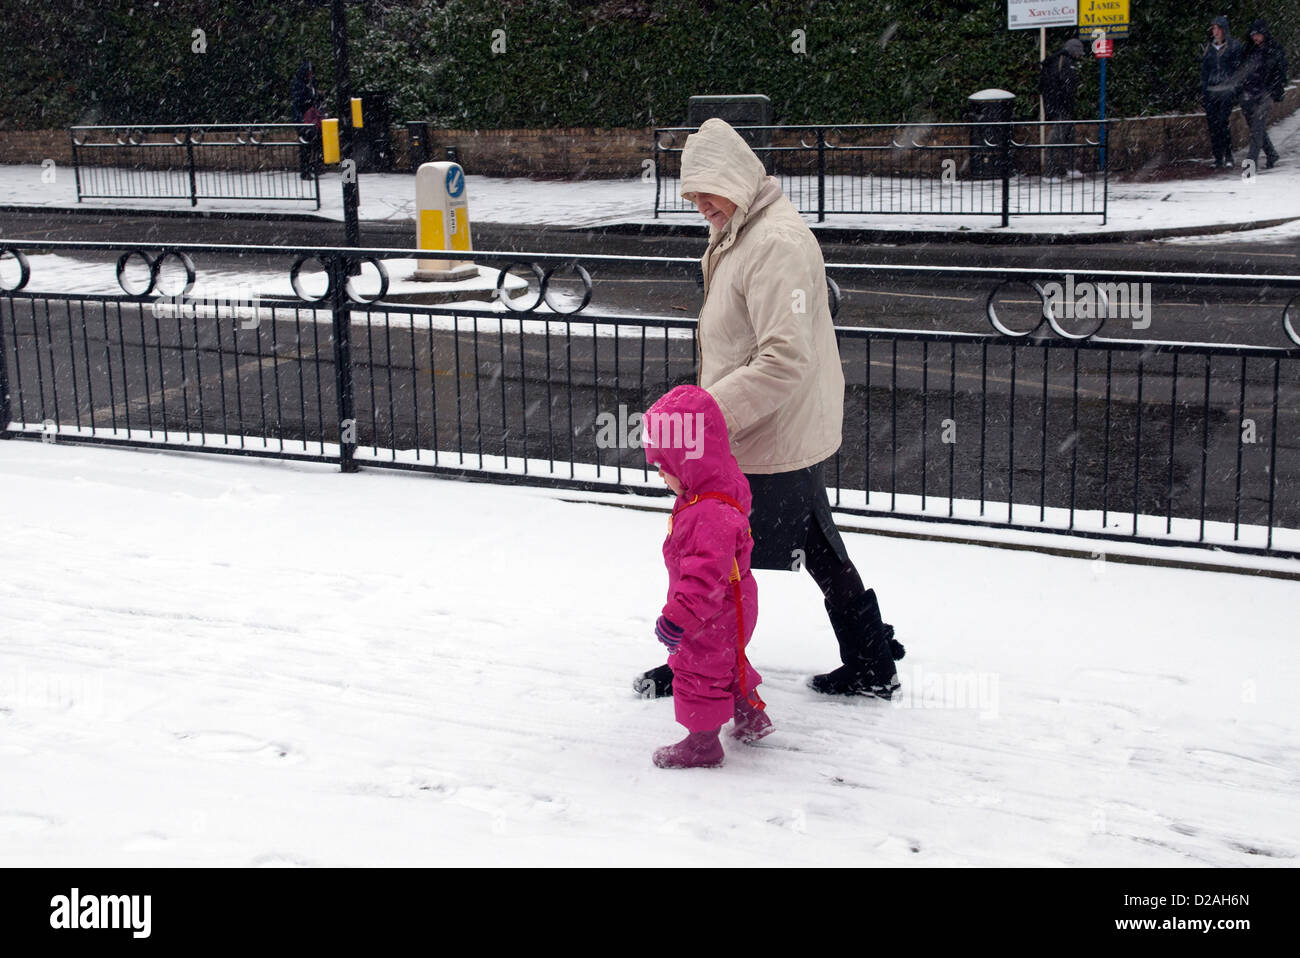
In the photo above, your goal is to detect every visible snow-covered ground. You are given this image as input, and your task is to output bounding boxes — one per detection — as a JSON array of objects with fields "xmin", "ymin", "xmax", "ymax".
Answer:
[
  {"xmin": 1, "ymin": 438, "xmax": 1296, "ymax": 867},
  {"xmin": 5, "ymin": 106, "xmax": 1300, "ymax": 236}
]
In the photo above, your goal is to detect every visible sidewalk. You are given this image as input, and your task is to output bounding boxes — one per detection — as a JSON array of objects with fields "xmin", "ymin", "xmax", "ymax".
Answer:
[
  {"xmin": 4, "ymin": 108, "xmax": 1300, "ymax": 242},
  {"xmin": 2, "ymin": 438, "xmax": 1295, "ymax": 866}
]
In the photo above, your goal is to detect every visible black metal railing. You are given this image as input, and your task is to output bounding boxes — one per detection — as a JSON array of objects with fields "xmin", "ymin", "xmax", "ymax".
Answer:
[
  {"xmin": 654, "ymin": 121, "xmax": 1108, "ymax": 225},
  {"xmin": 3, "ymin": 241, "xmax": 1298, "ymax": 560},
  {"xmin": 70, "ymin": 125, "xmax": 321, "ymax": 208}
]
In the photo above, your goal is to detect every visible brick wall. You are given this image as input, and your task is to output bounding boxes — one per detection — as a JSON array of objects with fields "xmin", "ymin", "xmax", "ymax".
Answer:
[
  {"xmin": 1, "ymin": 91, "xmax": 1295, "ymax": 180},
  {"xmin": 394, "ymin": 126, "xmax": 650, "ymax": 178},
  {"xmin": 0, "ymin": 129, "xmax": 74, "ymax": 165}
]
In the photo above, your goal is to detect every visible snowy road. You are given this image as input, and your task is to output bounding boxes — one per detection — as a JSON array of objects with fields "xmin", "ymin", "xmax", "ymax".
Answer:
[{"xmin": 1, "ymin": 439, "xmax": 1296, "ymax": 866}]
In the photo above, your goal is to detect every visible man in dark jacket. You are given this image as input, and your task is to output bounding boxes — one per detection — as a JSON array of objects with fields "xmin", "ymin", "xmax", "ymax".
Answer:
[
  {"xmin": 1237, "ymin": 20, "xmax": 1289, "ymax": 169},
  {"xmin": 290, "ymin": 60, "xmax": 321, "ymax": 180},
  {"xmin": 1040, "ymin": 38, "xmax": 1087, "ymax": 177},
  {"xmin": 290, "ymin": 61, "xmax": 317, "ymax": 123},
  {"xmin": 1202, "ymin": 15, "xmax": 1243, "ymax": 167}
]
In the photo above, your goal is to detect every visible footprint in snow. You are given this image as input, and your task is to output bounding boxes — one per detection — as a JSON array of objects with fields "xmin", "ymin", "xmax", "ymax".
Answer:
[
  {"xmin": 172, "ymin": 730, "xmax": 303, "ymax": 765},
  {"xmin": 251, "ymin": 853, "xmax": 312, "ymax": 868},
  {"xmin": 0, "ymin": 811, "xmax": 58, "ymax": 835}
]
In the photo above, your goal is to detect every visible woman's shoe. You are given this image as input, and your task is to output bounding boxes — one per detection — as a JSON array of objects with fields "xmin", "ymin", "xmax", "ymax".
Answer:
[{"xmin": 633, "ymin": 663, "xmax": 674, "ymax": 698}]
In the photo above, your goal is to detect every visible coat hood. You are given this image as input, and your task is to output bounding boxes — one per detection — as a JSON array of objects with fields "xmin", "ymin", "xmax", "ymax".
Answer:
[
  {"xmin": 1212, "ymin": 15, "xmax": 1230, "ymax": 38},
  {"xmin": 680, "ymin": 118, "xmax": 769, "ymax": 217},
  {"xmin": 1063, "ymin": 38, "xmax": 1085, "ymax": 59},
  {"xmin": 1248, "ymin": 20, "xmax": 1272, "ymax": 43},
  {"xmin": 643, "ymin": 385, "xmax": 751, "ymax": 510}
]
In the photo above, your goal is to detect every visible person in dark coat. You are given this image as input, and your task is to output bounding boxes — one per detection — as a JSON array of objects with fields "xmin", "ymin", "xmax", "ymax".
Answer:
[
  {"xmin": 290, "ymin": 60, "xmax": 317, "ymax": 123},
  {"xmin": 290, "ymin": 61, "xmax": 322, "ymax": 179},
  {"xmin": 1237, "ymin": 20, "xmax": 1289, "ymax": 169},
  {"xmin": 1040, "ymin": 38, "xmax": 1087, "ymax": 178},
  {"xmin": 1202, "ymin": 15, "xmax": 1243, "ymax": 168}
]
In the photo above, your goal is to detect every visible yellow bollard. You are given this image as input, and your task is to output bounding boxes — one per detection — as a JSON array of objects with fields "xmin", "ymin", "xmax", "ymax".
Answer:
[
  {"xmin": 321, "ymin": 118, "xmax": 340, "ymax": 164},
  {"xmin": 350, "ymin": 97, "xmax": 364, "ymax": 129}
]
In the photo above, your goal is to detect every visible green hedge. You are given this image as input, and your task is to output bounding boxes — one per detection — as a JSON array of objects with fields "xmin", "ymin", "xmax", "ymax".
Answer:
[{"xmin": 3, "ymin": 0, "xmax": 1295, "ymax": 131}]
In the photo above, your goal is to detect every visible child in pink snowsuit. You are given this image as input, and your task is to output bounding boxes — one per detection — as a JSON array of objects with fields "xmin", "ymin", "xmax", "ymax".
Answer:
[{"xmin": 641, "ymin": 385, "xmax": 771, "ymax": 768}]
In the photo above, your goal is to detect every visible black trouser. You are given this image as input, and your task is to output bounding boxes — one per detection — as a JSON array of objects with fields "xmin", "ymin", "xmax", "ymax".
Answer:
[
  {"xmin": 743, "ymin": 460, "xmax": 890, "ymax": 670},
  {"xmin": 1204, "ymin": 94, "xmax": 1236, "ymax": 163},
  {"xmin": 800, "ymin": 516, "xmax": 887, "ymax": 667},
  {"xmin": 1044, "ymin": 115, "xmax": 1075, "ymax": 177},
  {"xmin": 298, "ymin": 127, "xmax": 320, "ymax": 178},
  {"xmin": 1243, "ymin": 96, "xmax": 1279, "ymax": 167}
]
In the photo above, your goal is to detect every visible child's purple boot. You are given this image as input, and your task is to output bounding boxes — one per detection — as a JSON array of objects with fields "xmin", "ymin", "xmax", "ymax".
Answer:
[
  {"xmin": 730, "ymin": 695, "xmax": 774, "ymax": 744},
  {"xmin": 653, "ymin": 728, "xmax": 725, "ymax": 768}
]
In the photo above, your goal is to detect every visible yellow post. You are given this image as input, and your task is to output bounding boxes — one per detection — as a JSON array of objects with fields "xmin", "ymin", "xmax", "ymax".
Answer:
[
  {"xmin": 350, "ymin": 97, "xmax": 364, "ymax": 129},
  {"xmin": 321, "ymin": 118, "xmax": 340, "ymax": 164}
]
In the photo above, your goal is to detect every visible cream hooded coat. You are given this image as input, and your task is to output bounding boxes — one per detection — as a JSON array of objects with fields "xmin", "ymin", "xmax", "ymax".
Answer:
[{"xmin": 680, "ymin": 119, "xmax": 844, "ymax": 475}]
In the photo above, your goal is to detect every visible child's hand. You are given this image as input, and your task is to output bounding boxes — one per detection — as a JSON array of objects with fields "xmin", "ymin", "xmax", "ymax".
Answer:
[{"xmin": 655, "ymin": 616, "xmax": 684, "ymax": 652}]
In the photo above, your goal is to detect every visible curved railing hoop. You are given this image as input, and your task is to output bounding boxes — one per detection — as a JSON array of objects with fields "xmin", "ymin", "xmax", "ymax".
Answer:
[
  {"xmin": 150, "ymin": 250, "xmax": 197, "ymax": 299},
  {"xmin": 345, "ymin": 258, "xmax": 390, "ymax": 304},
  {"xmin": 985, "ymin": 279, "xmax": 1048, "ymax": 339},
  {"xmin": 289, "ymin": 256, "xmax": 333, "ymax": 304},
  {"xmin": 827, "ymin": 276, "xmax": 842, "ymax": 321},
  {"xmin": 0, "ymin": 248, "xmax": 32, "ymax": 293},
  {"xmin": 1284, "ymin": 293, "xmax": 1300, "ymax": 347},
  {"xmin": 1043, "ymin": 278, "xmax": 1107, "ymax": 341},
  {"xmin": 115, "ymin": 250, "xmax": 157, "ymax": 297},
  {"xmin": 542, "ymin": 263, "xmax": 593, "ymax": 315},
  {"xmin": 495, "ymin": 262, "xmax": 548, "ymax": 313}
]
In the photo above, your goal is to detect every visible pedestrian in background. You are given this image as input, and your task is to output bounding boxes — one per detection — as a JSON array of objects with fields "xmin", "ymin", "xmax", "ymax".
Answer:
[
  {"xmin": 1041, "ymin": 38, "xmax": 1088, "ymax": 179},
  {"xmin": 290, "ymin": 60, "xmax": 323, "ymax": 179},
  {"xmin": 1202, "ymin": 15, "xmax": 1243, "ymax": 168},
  {"xmin": 1237, "ymin": 20, "xmax": 1289, "ymax": 170}
]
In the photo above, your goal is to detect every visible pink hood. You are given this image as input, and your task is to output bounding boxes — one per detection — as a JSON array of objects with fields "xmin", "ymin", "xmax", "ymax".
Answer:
[{"xmin": 642, "ymin": 385, "xmax": 751, "ymax": 511}]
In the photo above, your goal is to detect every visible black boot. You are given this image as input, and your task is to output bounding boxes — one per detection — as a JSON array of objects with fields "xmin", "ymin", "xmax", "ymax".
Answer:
[
  {"xmin": 809, "ymin": 660, "xmax": 901, "ymax": 699},
  {"xmin": 633, "ymin": 663, "xmax": 674, "ymax": 699},
  {"xmin": 810, "ymin": 588, "xmax": 902, "ymax": 699}
]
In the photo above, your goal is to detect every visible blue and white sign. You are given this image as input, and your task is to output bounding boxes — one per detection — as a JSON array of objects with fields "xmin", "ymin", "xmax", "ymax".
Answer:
[{"xmin": 445, "ymin": 165, "xmax": 465, "ymax": 199}]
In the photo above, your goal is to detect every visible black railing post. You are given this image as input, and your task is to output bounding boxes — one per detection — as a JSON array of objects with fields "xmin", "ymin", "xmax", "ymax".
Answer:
[
  {"xmin": 185, "ymin": 129, "xmax": 198, "ymax": 207},
  {"xmin": 1000, "ymin": 120, "xmax": 1011, "ymax": 228},
  {"xmin": 817, "ymin": 128, "xmax": 826, "ymax": 223},
  {"xmin": 1101, "ymin": 119, "xmax": 1109, "ymax": 225},
  {"xmin": 653, "ymin": 131, "xmax": 661, "ymax": 219},
  {"xmin": 329, "ymin": 254, "xmax": 357, "ymax": 472},
  {"xmin": 0, "ymin": 298, "xmax": 10, "ymax": 438},
  {"xmin": 70, "ymin": 131, "xmax": 84, "ymax": 203},
  {"xmin": 331, "ymin": 0, "xmax": 361, "ymax": 252}
]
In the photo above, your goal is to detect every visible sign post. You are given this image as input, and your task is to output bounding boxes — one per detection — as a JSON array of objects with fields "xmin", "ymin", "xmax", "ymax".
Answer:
[{"xmin": 1077, "ymin": 1, "xmax": 1127, "ymax": 172}]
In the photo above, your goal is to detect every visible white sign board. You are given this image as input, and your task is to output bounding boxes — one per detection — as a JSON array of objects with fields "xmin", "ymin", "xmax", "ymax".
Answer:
[{"xmin": 1008, "ymin": 1, "xmax": 1078, "ymax": 29}]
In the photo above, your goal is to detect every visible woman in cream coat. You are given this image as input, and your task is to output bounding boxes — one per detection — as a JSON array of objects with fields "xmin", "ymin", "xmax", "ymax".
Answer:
[{"xmin": 635, "ymin": 118, "xmax": 905, "ymax": 702}]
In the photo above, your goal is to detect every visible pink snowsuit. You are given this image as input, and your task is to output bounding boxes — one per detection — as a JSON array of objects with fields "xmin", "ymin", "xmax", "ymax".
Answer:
[{"xmin": 642, "ymin": 385, "xmax": 761, "ymax": 733}]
